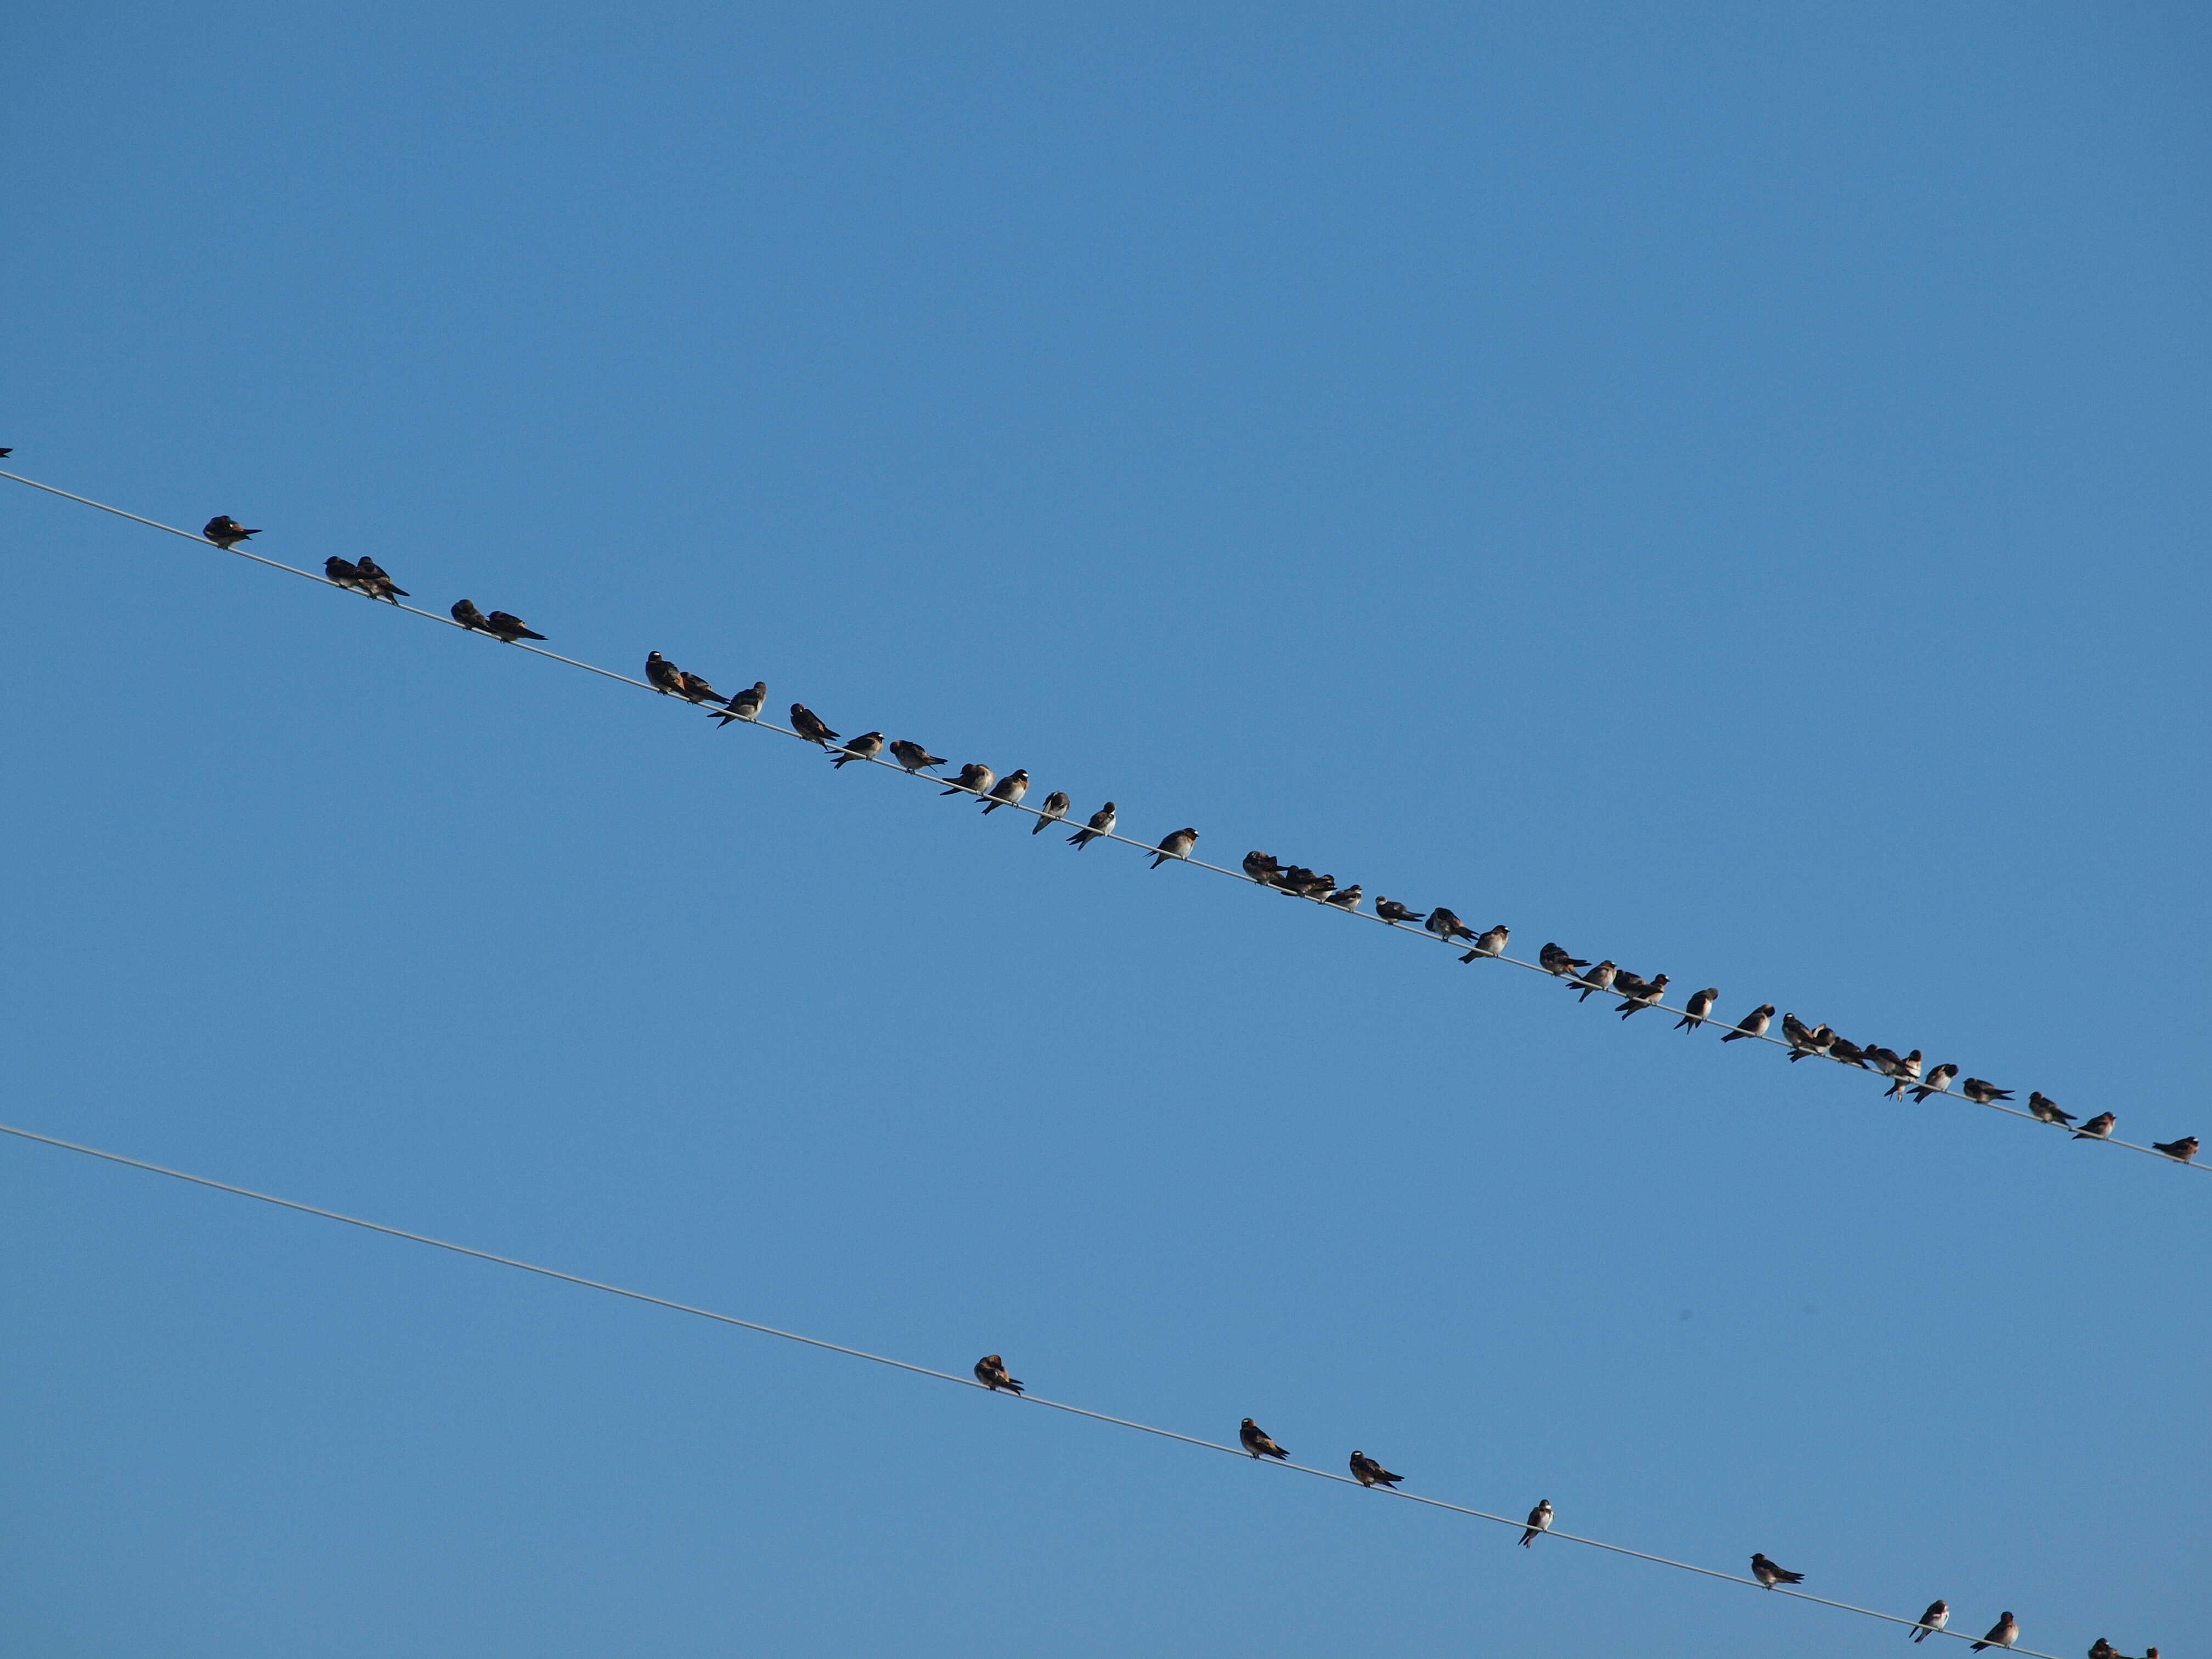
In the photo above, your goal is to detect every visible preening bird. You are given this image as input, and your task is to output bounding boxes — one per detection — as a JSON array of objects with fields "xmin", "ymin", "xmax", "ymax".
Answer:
[
  {"xmin": 1911, "ymin": 1063, "xmax": 1960, "ymax": 1101},
  {"xmin": 1032, "ymin": 792, "xmax": 1071, "ymax": 834},
  {"xmin": 941, "ymin": 763, "xmax": 995, "ymax": 797},
  {"xmin": 1827, "ymin": 1036, "xmax": 1872, "ymax": 1069},
  {"xmin": 354, "ymin": 556, "xmax": 407, "ymax": 602},
  {"xmin": 1243, "ymin": 851, "xmax": 1282, "ymax": 883},
  {"xmin": 1151, "ymin": 828, "xmax": 1198, "ymax": 867},
  {"xmin": 715, "ymin": 682, "xmax": 768, "ymax": 726},
  {"xmin": 973, "ymin": 1355, "xmax": 1023, "ymax": 1394},
  {"xmin": 2073, "ymin": 1112, "xmax": 2115, "ymax": 1141},
  {"xmin": 1676, "ymin": 987, "xmax": 1718, "ymax": 1031},
  {"xmin": 1960, "ymin": 1078, "xmax": 2013, "ymax": 1104},
  {"xmin": 982, "ymin": 770, "xmax": 1030, "ymax": 813},
  {"xmin": 2027, "ymin": 1092, "xmax": 2076, "ymax": 1127},
  {"xmin": 1750, "ymin": 1553, "xmax": 1804, "ymax": 1588},
  {"xmin": 675, "ymin": 669, "xmax": 720, "ymax": 703},
  {"xmin": 1348, "ymin": 1451, "xmax": 1403, "ymax": 1489},
  {"xmin": 202, "ymin": 515, "xmax": 259, "ymax": 548},
  {"xmin": 832, "ymin": 732, "xmax": 885, "ymax": 769},
  {"xmin": 1969, "ymin": 1611, "xmax": 2018, "ymax": 1651},
  {"xmin": 483, "ymin": 610, "xmax": 545, "ymax": 642},
  {"xmin": 1069, "ymin": 803, "xmax": 1116, "ymax": 848},
  {"xmin": 1239, "ymin": 1419, "xmax": 1288, "ymax": 1460},
  {"xmin": 1520, "ymin": 1499, "xmax": 1553, "ymax": 1547},
  {"xmin": 789, "ymin": 704, "xmax": 840, "ymax": 746},
  {"xmin": 1426, "ymin": 908, "xmax": 1476, "ymax": 944},
  {"xmin": 1909, "ymin": 1599, "xmax": 1948, "ymax": 1642},
  {"xmin": 1721, "ymin": 1004, "xmax": 1775, "ymax": 1042},
  {"xmin": 325, "ymin": 556, "xmax": 367, "ymax": 591},
  {"xmin": 1376, "ymin": 898, "xmax": 1427, "ymax": 926},
  {"xmin": 450, "ymin": 599, "xmax": 490, "ymax": 630},
  {"xmin": 888, "ymin": 739, "xmax": 943, "ymax": 771},
  {"xmin": 1883, "ymin": 1051, "xmax": 1927, "ymax": 1098},
  {"xmin": 1616, "ymin": 973, "xmax": 1668, "ymax": 1017},
  {"xmin": 2152, "ymin": 1135, "xmax": 2198, "ymax": 1163},
  {"xmin": 1785, "ymin": 1024, "xmax": 1836, "ymax": 1063}
]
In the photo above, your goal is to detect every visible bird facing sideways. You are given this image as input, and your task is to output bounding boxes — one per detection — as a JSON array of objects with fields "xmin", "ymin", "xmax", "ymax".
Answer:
[
  {"xmin": 1069, "ymin": 803, "xmax": 1116, "ymax": 848},
  {"xmin": 484, "ymin": 610, "xmax": 545, "ymax": 641},
  {"xmin": 2152, "ymin": 1135, "xmax": 2198, "ymax": 1162},
  {"xmin": 973, "ymin": 1355, "xmax": 1023, "ymax": 1394},
  {"xmin": 789, "ymin": 704, "xmax": 840, "ymax": 746},
  {"xmin": 1750, "ymin": 1554, "xmax": 1804, "ymax": 1588},
  {"xmin": 1676, "ymin": 987, "xmax": 1718, "ymax": 1030},
  {"xmin": 1970, "ymin": 1611, "xmax": 2018, "ymax": 1651},
  {"xmin": 1239, "ymin": 1419, "xmax": 1288, "ymax": 1460},
  {"xmin": 1376, "ymin": 898, "xmax": 1427, "ymax": 926},
  {"xmin": 981, "ymin": 770, "xmax": 1030, "ymax": 812},
  {"xmin": 941, "ymin": 763, "xmax": 995, "ymax": 798},
  {"xmin": 354, "ymin": 556, "xmax": 407, "ymax": 602},
  {"xmin": 1722, "ymin": 1005, "xmax": 1775, "ymax": 1043},
  {"xmin": 831, "ymin": 732, "xmax": 884, "ymax": 769},
  {"xmin": 888, "ymin": 739, "xmax": 943, "ymax": 771},
  {"xmin": 715, "ymin": 683, "xmax": 768, "ymax": 726},
  {"xmin": 2073, "ymin": 1112, "xmax": 2116, "ymax": 1141},
  {"xmin": 2027, "ymin": 1092, "xmax": 2076, "ymax": 1127},
  {"xmin": 1520, "ymin": 1499, "xmax": 1553, "ymax": 1547},
  {"xmin": 1910, "ymin": 1599, "xmax": 1948, "ymax": 1643},
  {"xmin": 1348, "ymin": 1451, "xmax": 1403, "ymax": 1489},
  {"xmin": 203, "ymin": 515, "xmax": 259, "ymax": 548},
  {"xmin": 1032, "ymin": 792, "xmax": 1071, "ymax": 834},
  {"xmin": 1151, "ymin": 828, "xmax": 1198, "ymax": 868}
]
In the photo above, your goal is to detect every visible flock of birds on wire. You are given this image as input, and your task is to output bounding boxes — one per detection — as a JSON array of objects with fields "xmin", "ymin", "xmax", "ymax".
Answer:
[{"xmin": 188, "ymin": 511, "xmax": 2207, "ymax": 1171}]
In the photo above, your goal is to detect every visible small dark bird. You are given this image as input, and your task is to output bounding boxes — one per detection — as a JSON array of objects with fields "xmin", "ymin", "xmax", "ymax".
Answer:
[
  {"xmin": 2027, "ymin": 1092, "xmax": 2077, "ymax": 1128},
  {"xmin": 0, "ymin": 448, "xmax": 12, "ymax": 458},
  {"xmin": 1864, "ymin": 1046, "xmax": 1904, "ymax": 1077},
  {"xmin": 1617, "ymin": 973, "xmax": 1669, "ymax": 1018},
  {"xmin": 1970, "ymin": 1611, "xmax": 2018, "ymax": 1651},
  {"xmin": 1468, "ymin": 924, "xmax": 1510, "ymax": 959},
  {"xmin": 2089, "ymin": 1640, "xmax": 2121, "ymax": 1659},
  {"xmin": 1828, "ymin": 1037, "xmax": 1873, "ymax": 1069},
  {"xmin": 354, "ymin": 556, "xmax": 408, "ymax": 602},
  {"xmin": 941, "ymin": 763, "xmax": 995, "ymax": 797},
  {"xmin": 1960, "ymin": 1078, "xmax": 2013, "ymax": 1104},
  {"xmin": 715, "ymin": 682, "xmax": 768, "ymax": 726},
  {"xmin": 326, "ymin": 556, "xmax": 367, "ymax": 591},
  {"xmin": 1069, "ymin": 803, "xmax": 1116, "ymax": 848},
  {"xmin": 675, "ymin": 669, "xmax": 721, "ymax": 704},
  {"xmin": 790, "ymin": 704, "xmax": 840, "ymax": 746},
  {"xmin": 1032, "ymin": 792, "xmax": 1071, "ymax": 834},
  {"xmin": 1911, "ymin": 1063, "xmax": 1960, "ymax": 1102},
  {"xmin": 203, "ymin": 516, "xmax": 259, "ymax": 548},
  {"xmin": 1348, "ymin": 1451, "xmax": 1403, "ymax": 1489},
  {"xmin": 1677, "ymin": 987, "xmax": 1718, "ymax": 1031},
  {"xmin": 1750, "ymin": 1553, "xmax": 1804, "ymax": 1588},
  {"xmin": 2073, "ymin": 1112, "xmax": 2116, "ymax": 1141},
  {"xmin": 1520, "ymin": 1498, "xmax": 1553, "ymax": 1547},
  {"xmin": 974, "ymin": 1354, "xmax": 1023, "ymax": 1394},
  {"xmin": 1243, "ymin": 851, "xmax": 1282, "ymax": 883},
  {"xmin": 1240, "ymin": 1418, "xmax": 1288, "ymax": 1460},
  {"xmin": 2152, "ymin": 1135, "xmax": 2198, "ymax": 1163},
  {"xmin": 1152, "ymin": 828, "xmax": 1198, "ymax": 867},
  {"xmin": 1722, "ymin": 1004, "xmax": 1776, "ymax": 1043},
  {"xmin": 888, "ymin": 739, "xmax": 943, "ymax": 771},
  {"xmin": 1426, "ymin": 907, "xmax": 1476, "ymax": 944},
  {"xmin": 1377, "ymin": 898, "xmax": 1427, "ymax": 926},
  {"xmin": 451, "ymin": 598, "xmax": 490, "ymax": 630},
  {"xmin": 832, "ymin": 732, "xmax": 885, "ymax": 769},
  {"xmin": 1293, "ymin": 871, "xmax": 1336, "ymax": 901},
  {"xmin": 645, "ymin": 652, "xmax": 686, "ymax": 695},
  {"xmin": 1573, "ymin": 961, "xmax": 1617, "ymax": 1002},
  {"xmin": 1910, "ymin": 1599, "xmax": 1949, "ymax": 1642},
  {"xmin": 1786, "ymin": 1024, "xmax": 1837, "ymax": 1063},
  {"xmin": 1781, "ymin": 1013, "xmax": 1819, "ymax": 1054},
  {"xmin": 982, "ymin": 770, "xmax": 1030, "ymax": 813},
  {"xmin": 1327, "ymin": 884, "xmax": 1363, "ymax": 910},
  {"xmin": 483, "ymin": 610, "xmax": 545, "ymax": 642},
  {"xmin": 1883, "ymin": 1051, "xmax": 1927, "ymax": 1098}
]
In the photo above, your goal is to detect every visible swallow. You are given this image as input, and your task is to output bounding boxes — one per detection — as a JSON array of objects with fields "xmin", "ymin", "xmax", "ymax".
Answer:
[
  {"xmin": 675, "ymin": 669, "xmax": 721, "ymax": 704},
  {"xmin": 1786, "ymin": 1024, "xmax": 1837, "ymax": 1062},
  {"xmin": 483, "ymin": 610, "xmax": 545, "ymax": 642},
  {"xmin": 1378, "ymin": 899, "xmax": 1428, "ymax": 926},
  {"xmin": 1970, "ymin": 1611, "xmax": 2017, "ymax": 1651},
  {"xmin": 1911, "ymin": 1063, "xmax": 1960, "ymax": 1102},
  {"xmin": 888, "ymin": 739, "xmax": 944, "ymax": 771},
  {"xmin": 1425, "ymin": 907, "xmax": 1475, "ymax": 944},
  {"xmin": 832, "ymin": 732, "xmax": 885, "ymax": 769},
  {"xmin": 2152, "ymin": 1135, "xmax": 2198, "ymax": 1163},
  {"xmin": 1070, "ymin": 803, "xmax": 1116, "ymax": 848},
  {"xmin": 1911, "ymin": 1599, "xmax": 1949, "ymax": 1642},
  {"xmin": 982, "ymin": 770, "xmax": 1030, "ymax": 812},
  {"xmin": 0, "ymin": 447, "xmax": 11, "ymax": 458},
  {"xmin": 941, "ymin": 763, "xmax": 996, "ymax": 797},
  {"xmin": 1617, "ymin": 973, "xmax": 1669, "ymax": 1017},
  {"xmin": 202, "ymin": 516, "xmax": 259, "ymax": 548},
  {"xmin": 1240, "ymin": 1418, "xmax": 1288, "ymax": 1460},
  {"xmin": 707, "ymin": 682, "xmax": 765, "ymax": 727},
  {"xmin": 1676, "ymin": 987, "xmax": 1718, "ymax": 1031},
  {"xmin": 1243, "ymin": 851, "xmax": 1282, "ymax": 883},
  {"xmin": 326, "ymin": 556, "xmax": 368, "ymax": 591},
  {"xmin": 1750, "ymin": 1553, "xmax": 1804, "ymax": 1588},
  {"xmin": 973, "ymin": 1354, "xmax": 1023, "ymax": 1394},
  {"xmin": 1884, "ymin": 1051, "xmax": 1927, "ymax": 1098},
  {"xmin": 1572, "ymin": 961, "xmax": 1617, "ymax": 1002},
  {"xmin": 790, "ymin": 704, "xmax": 840, "ymax": 747},
  {"xmin": 645, "ymin": 652, "xmax": 686, "ymax": 695},
  {"xmin": 1828, "ymin": 1036, "xmax": 1872, "ymax": 1069},
  {"xmin": 354, "ymin": 556, "xmax": 408, "ymax": 602},
  {"xmin": 1460, "ymin": 924, "xmax": 1509, "ymax": 961},
  {"xmin": 1326, "ymin": 884, "xmax": 1363, "ymax": 910},
  {"xmin": 2027, "ymin": 1092, "xmax": 2077, "ymax": 1127},
  {"xmin": 1865, "ymin": 1046, "xmax": 1904, "ymax": 1077},
  {"xmin": 1781, "ymin": 1013, "xmax": 1819, "ymax": 1054},
  {"xmin": 1722, "ymin": 1004, "xmax": 1776, "ymax": 1042},
  {"xmin": 1295, "ymin": 872, "xmax": 1337, "ymax": 901},
  {"xmin": 449, "ymin": 599, "xmax": 490, "ymax": 630},
  {"xmin": 1152, "ymin": 828, "xmax": 1198, "ymax": 867},
  {"xmin": 2088, "ymin": 1641, "xmax": 2120, "ymax": 1659},
  {"xmin": 2073, "ymin": 1112, "xmax": 2115, "ymax": 1141},
  {"xmin": 1520, "ymin": 1498, "xmax": 1553, "ymax": 1547},
  {"xmin": 1960, "ymin": 1078, "xmax": 2013, "ymax": 1104},
  {"xmin": 1032, "ymin": 792, "xmax": 1071, "ymax": 834},
  {"xmin": 1348, "ymin": 1451, "xmax": 1403, "ymax": 1489}
]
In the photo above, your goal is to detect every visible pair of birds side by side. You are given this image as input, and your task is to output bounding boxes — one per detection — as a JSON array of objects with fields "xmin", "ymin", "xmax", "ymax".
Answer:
[
  {"xmin": 1751, "ymin": 1563, "xmax": 2022, "ymax": 1655},
  {"xmin": 452, "ymin": 600, "xmax": 545, "ymax": 642}
]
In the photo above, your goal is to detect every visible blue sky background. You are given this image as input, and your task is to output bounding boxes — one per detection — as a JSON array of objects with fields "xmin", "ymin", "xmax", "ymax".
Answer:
[{"xmin": 3, "ymin": 4, "xmax": 2207, "ymax": 1655}]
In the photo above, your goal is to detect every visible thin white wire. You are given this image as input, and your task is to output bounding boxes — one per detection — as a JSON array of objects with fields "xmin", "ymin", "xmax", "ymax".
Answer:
[
  {"xmin": 0, "ymin": 1117, "xmax": 2081, "ymax": 1659},
  {"xmin": 3, "ymin": 466, "xmax": 2200, "ymax": 1175}
]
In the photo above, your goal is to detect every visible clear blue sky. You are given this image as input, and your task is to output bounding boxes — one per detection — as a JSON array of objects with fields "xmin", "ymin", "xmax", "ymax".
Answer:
[{"xmin": 3, "ymin": 4, "xmax": 2207, "ymax": 1656}]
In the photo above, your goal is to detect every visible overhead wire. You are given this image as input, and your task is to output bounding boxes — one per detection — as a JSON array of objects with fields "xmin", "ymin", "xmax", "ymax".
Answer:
[
  {"xmin": 0, "ymin": 1115, "xmax": 2089, "ymax": 1659},
  {"xmin": 2, "ymin": 466, "xmax": 2201, "ymax": 1175}
]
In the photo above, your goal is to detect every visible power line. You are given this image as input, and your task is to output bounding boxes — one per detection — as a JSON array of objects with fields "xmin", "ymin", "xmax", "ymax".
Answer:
[
  {"xmin": 0, "ymin": 1116, "xmax": 2086, "ymax": 1659},
  {"xmin": 3, "ymin": 466, "xmax": 2200, "ymax": 1175}
]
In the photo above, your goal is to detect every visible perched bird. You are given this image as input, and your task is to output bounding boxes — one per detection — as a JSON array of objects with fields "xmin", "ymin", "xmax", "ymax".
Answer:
[
  {"xmin": 1911, "ymin": 1599, "xmax": 1950, "ymax": 1643},
  {"xmin": 831, "ymin": 732, "xmax": 885, "ymax": 770},
  {"xmin": 1864, "ymin": 1046, "xmax": 1904, "ymax": 1077},
  {"xmin": 790, "ymin": 704, "xmax": 840, "ymax": 746},
  {"xmin": 1293, "ymin": 871, "xmax": 1336, "ymax": 901},
  {"xmin": 715, "ymin": 682, "xmax": 768, "ymax": 726},
  {"xmin": 1617, "ymin": 973, "xmax": 1669, "ymax": 1018},
  {"xmin": 2073, "ymin": 1112, "xmax": 2116, "ymax": 1141},
  {"xmin": 1466, "ymin": 924, "xmax": 1510, "ymax": 960},
  {"xmin": 1426, "ymin": 908, "xmax": 1476, "ymax": 944},
  {"xmin": 1751, "ymin": 1554, "xmax": 1805, "ymax": 1589},
  {"xmin": 1326, "ymin": 884, "xmax": 1363, "ymax": 911},
  {"xmin": 1722, "ymin": 1004, "xmax": 1776, "ymax": 1043},
  {"xmin": 1348, "ymin": 1451, "xmax": 1403, "ymax": 1489},
  {"xmin": 942, "ymin": 763, "xmax": 996, "ymax": 798},
  {"xmin": 1377, "ymin": 898, "xmax": 1428, "ymax": 927},
  {"xmin": 1828, "ymin": 1037, "xmax": 1873, "ymax": 1069},
  {"xmin": 1069, "ymin": 803, "xmax": 1116, "ymax": 848},
  {"xmin": 1032, "ymin": 792, "xmax": 1071, "ymax": 834},
  {"xmin": 888, "ymin": 738, "xmax": 943, "ymax": 771},
  {"xmin": 1960, "ymin": 1078, "xmax": 2013, "ymax": 1104},
  {"xmin": 1243, "ymin": 851, "xmax": 1282, "ymax": 883},
  {"xmin": 451, "ymin": 598, "xmax": 491, "ymax": 630},
  {"xmin": 645, "ymin": 652, "xmax": 686, "ymax": 695},
  {"xmin": 1539, "ymin": 942, "xmax": 1590, "ymax": 979},
  {"xmin": 675, "ymin": 669, "xmax": 721, "ymax": 704},
  {"xmin": 1970, "ymin": 1611, "xmax": 2018, "ymax": 1651},
  {"xmin": 483, "ymin": 610, "xmax": 545, "ymax": 642},
  {"xmin": 982, "ymin": 770, "xmax": 1030, "ymax": 813},
  {"xmin": 1520, "ymin": 1499, "xmax": 1553, "ymax": 1547},
  {"xmin": 1572, "ymin": 961, "xmax": 1618, "ymax": 1002},
  {"xmin": 2088, "ymin": 1641, "xmax": 2121, "ymax": 1659},
  {"xmin": 2027, "ymin": 1092, "xmax": 2077, "ymax": 1128},
  {"xmin": 354, "ymin": 556, "xmax": 407, "ymax": 602},
  {"xmin": 1786, "ymin": 1024, "xmax": 1837, "ymax": 1063},
  {"xmin": 1677, "ymin": 987, "xmax": 1718, "ymax": 1031},
  {"xmin": 1884, "ymin": 1051, "xmax": 1927, "ymax": 1098},
  {"xmin": 1240, "ymin": 1419, "xmax": 1288, "ymax": 1460},
  {"xmin": 1152, "ymin": 828, "xmax": 1198, "ymax": 868},
  {"xmin": 1911, "ymin": 1063, "xmax": 1960, "ymax": 1102},
  {"xmin": 325, "ymin": 556, "xmax": 367, "ymax": 591},
  {"xmin": 1781, "ymin": 1013, "xmax": 1820, "ymax": 1054},
  {"xmin": 202, "ymin": 516, "xmax": 259, "ymax": 548},
  {"xmin": 973, "ymin": 1354, "xmax": 1023, "ymax": 1394},
  {"xmin": 2152, "ymin": 1135, "xmax": 2199, "ymax": 1163}
]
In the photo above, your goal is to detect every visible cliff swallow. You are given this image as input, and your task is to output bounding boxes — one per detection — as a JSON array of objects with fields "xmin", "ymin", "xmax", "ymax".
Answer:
[
  {"xmin": 1464, "ymin": 925, "xmax": 1510, "ymax": 960},
  {"xmin": 1781, "ymin": 1013, "xmax": 1819, "ymax": 1054},
  {"xmin": 1032, "ymin": 792, "xmax": 1071, "ymax": 834},
  {"xmin": 2152, "ymin": 1136, "xmax": 2198, "ymax": 1163},
  {"xmin": 1069, "ymin": 803, "xmax": 1116, "ymax": 848},
  {"xmin": 982, "ymin": 770, "xmax": 1030, "ymax": 812},
  {"xmin": 974, "ymin": 1355, "xmax": 1023, "ymax": 1394},
  {"xmin": 1883, "ymin": 1052, "xmax": 1927, "ymax": 1098},
  {"xmin": 483, "ymin": 610, "xmax": 546, "ymax": 642},
  {"xmin": 1152, "ymin": 828, "xmax": 1198, "ymax": 867},
  {"xmin": 1910, "ymin": 1599, "xmax": 1948, "ymax": 1642},
  {"xmin": 1827, "ymin": 1037, "xmax": 1872, "ymax": 1069},
  {"xmin": 645, "ymin": 652, "xmax": 685, "ymax": 695},
  {"xmin": 325, "ymin": 556, "xmax": 367, "ymax": 591},
  {"xmin": 202, "ymin": 516, "xmax": 259, "ymax": 548},
  {"xmin": 676, "ymin": 669, "xmax": 721, "ymax": 703},
  {"xmin": 1970, "ymin": 1611, "xmax": 2017, "ymax": 1651},
  {"xmin": 1786, "ymin": 1024, "xmax": 1836, "ymax": 1063},
  {"xmin": 2073, "ymin": 1113, "xmax": 2115, "ymax": 1141},
  {"xmin": 832, "ymin": 732, "xmax": 885, "ymax": 769},
  {"xmin": 942, "ymin": 763, "xmax": 996, "ymax": 797},
  {"xmin": 1960, "ymin": 1079, "xmax": 2013, "ymax": 1104},
  {"xmin": 889, "ymin": 739, "xmax": 944, "ymax": 771},
  {"xmin": 1910, "ymin": 1064, "xmax": 1960, "ymax": 1101},
  {"xmin": 1677, "ymin": 988, "xmax": 1718, "ymax": 1031},
  {"xmin": 1617, "ymin": 973, "xmax": 1669, "ymax": 1017},
  {"xmin": 1240, "ymin": 1419, "xmax": 1288, "ymax": 1460},
  {"xmin": 450, "ymin": 598, "xmax": 490, "ymax": 630},
  {"xmin": 716, "ymin": 682, "xmax": 769, "ymax": 726},
  {"xmin": 2027, "ymin": 1092, "xmax": 2076, "ymax": 1127},
  {"xmin": 354, "ymin": 556, "xmax": 407, "ymax": 602},
  {"xmin": 1426, "ymin": 908, "xmax": 1476, "ymax": 944},
  {"xmin": 1750, "ymin": 1554, "xmax": 1804, "ymax": 1588},
  {"xmin": 1326, "ymin": 884, "xmax": 1364, "ymax": 910},
  {"xmin": 1520, "ymin": 1499, "xmax": 1553, "ymax": 1547},
  {"xmin": 2088, "ymin": 1641, "xmax": 2120, "ymax": 1659},
  {"xmin": 1573, "ymin": 961, "xmax": 1618, "ymax": 1002},
  {"xmin": 1243, "ymin": 851, "xmax": 1282, "ymax": 883},
  {"xmin": 1348, "ymin": 1451, "xmax": 1403, "ymax": 1489},
  {"xmin": 1722, "ymin": 1005, "xmax": 1775, "ymax": 1043},
  {"xmin": 1377, "ymin": 899, "xmax": 1427, "ymax": 926},
  {"xmin": 790, "ymin": 704, "xmax": 840, "ymax": 746}
]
